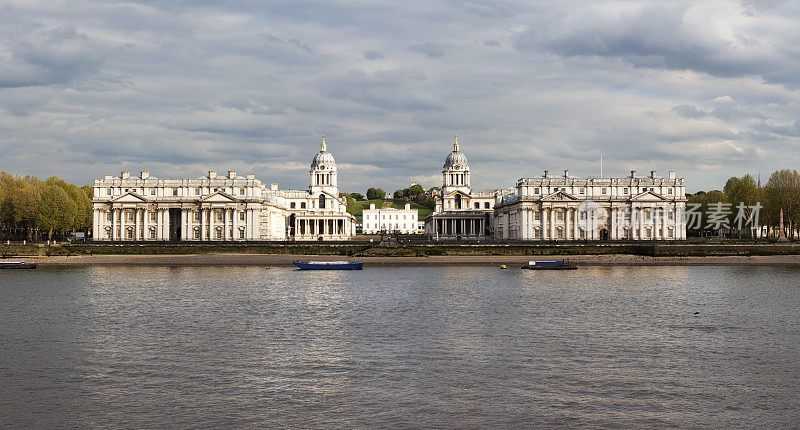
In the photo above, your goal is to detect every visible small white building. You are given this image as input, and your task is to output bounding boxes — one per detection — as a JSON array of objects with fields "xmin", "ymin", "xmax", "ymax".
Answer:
[{"xmin": 362, "ymin": 203, "xmax": 419, "ymax": 234}]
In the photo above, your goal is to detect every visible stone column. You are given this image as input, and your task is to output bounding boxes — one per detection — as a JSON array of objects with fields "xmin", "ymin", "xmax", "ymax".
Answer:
[
  {"xmin": 200, "ymin": 208, "xmax": 206, "ymax": 241},
  {"xmin": 223, "ymin": 208, "xmax": 229, "ymax": 241},
  {"xmin": 541, "ymin": 208, "xmax": 547, "ymax": 240},
  {"xmin": 549, "ymin": 209, "xmax": 555, "ymax": 240},
  {"xmin": 163, "ymin": 209, "xmax": 170, "ymax": 241},
  {"xmin": 209, "ymin": 208, "xmax": 216, "ymax": 240},
  {"xmin": 565, "ymin": 208, "xmax": 571, "ymax": 240},
  {"xmin": 111, "ymin": 208, "xmax": 118, "ymax": 240}
]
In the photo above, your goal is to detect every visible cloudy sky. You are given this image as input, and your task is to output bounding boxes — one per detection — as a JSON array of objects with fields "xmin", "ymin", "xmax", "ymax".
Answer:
[{"xmin": 1, "ymin": 0, "xmax": 799, "ymax": 192}]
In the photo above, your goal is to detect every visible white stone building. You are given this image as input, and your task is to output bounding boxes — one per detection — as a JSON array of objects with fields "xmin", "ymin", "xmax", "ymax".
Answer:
[
  {"xmin": 91, "ymin": 137, "xmax": 355, "ymax": 241},
  {"xmin": 362, "ymin": 203, "xmax": 419, "ymax": 234},
  {"xmin": 493, "ymin": 169, "xmax": 687, "ymax": 241},
  {"xmin": 424, "ymin": 137, "xmax": 498, "ymax": 239}
]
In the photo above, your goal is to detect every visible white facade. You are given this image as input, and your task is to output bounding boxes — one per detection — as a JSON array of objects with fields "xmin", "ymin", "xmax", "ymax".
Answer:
[
  {"xmin": 362, "ymin": 203, "xmax": 419, "ymax": 234},
  {"xmin": 494, "ymin": 169, "xmax": 687, "ymax": 241},
  {"xmin": 424, "ymin": 137, "xmax": 498, "ymax": 239},
  {"xmin": 92, "ymin": 137, "xmax": 355, "ymax": 241}
]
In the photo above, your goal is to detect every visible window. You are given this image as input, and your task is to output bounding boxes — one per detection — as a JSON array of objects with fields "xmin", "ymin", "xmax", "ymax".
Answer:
[
  {"xmin": 173, "ymin": 188, "xmax": 179, "ymax": 196},
  {"xmin": 193, "ymin": 229, "xmax": 200, "ymax": 239},
  {"xmin": 216, "ymin": 211, "xmax": 223, "ymax": 222},
  {"xmin": 474, "ymin": 202, "xmax": 480, "ymax": 209},
  {"xmin": 150, "ymin": 229, "xmax": 156, "ymax": 239},
  {"xmin": 239, "ymin": 187, "xmax": 245, "ymax": 195},
  {"xmin": 150, "ymin": 212, "xmax": 157, "ymax": 222},
  {"xmin": 557, "ymin": 210, "xmax": 563, "ymax": 221},
  {"xmin": 579, "ymin": 188, "xmax": 585, "ymax": 195},
  {"xmin": 194, "ymin": 212, "xmax": 201, "ymax": 222},
  {"xmin": 534, "ymin": 211, "xmax": 540, "ymax": 220},
  {"xmin": 319, "ymin": 194, "xmax": 326, "ymax": 209},
  {"xmin": 301, "ymin": 202, "xmax": 306, "ymax": 209},
  {"xmin": 107, "ymin": 188, "xmax": 112, "ymax": 196},
  {"xmin": 602, "ymin": 188, "xmax": 607, "ymax": 195},
  {"xmin": 668, "ymin": 188, "xmax": 673, "ymax": 195},
  {"xmin": 106, "ymin": 212, "xmax": 112, "ymax": 221},
  {"xmin": 668, "ymin": 211, "xmax": 674, "ymax": 220},
  {"xmin": 484, "ymin": 202, "xmax": 490, "ymax": 209},
  {"xmin": 623, "ymin": 188, "xmax": 628, "ymax": 194},
  {"xmin": 534, "ymin": 188, "xmax": 540, "ymax": 194},
  {"xmin": 290, "ymin": 202, "xmax": 296, "ymax": 209},
  {"xmin": 240, "ymin": 212, "xmax": 245, "ymax": 221},
  {"xmin": 239, "ymin": 229, "xmax": 245, "ymax": 239}
]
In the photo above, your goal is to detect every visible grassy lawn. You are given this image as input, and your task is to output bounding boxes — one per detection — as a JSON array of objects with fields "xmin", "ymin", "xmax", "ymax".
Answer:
[{"xmin": 348, "ymin": 199, "xmax": 432, "ymax": 221}]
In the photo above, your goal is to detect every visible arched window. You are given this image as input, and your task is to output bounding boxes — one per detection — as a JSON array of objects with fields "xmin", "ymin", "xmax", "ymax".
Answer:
[
  {"xmin": 454, "ymin": 194, "xmax": 462, "ymax": 209},
  {"xmin": 319, "ymin": 194, "xmax": 326, "ymax": 209}
]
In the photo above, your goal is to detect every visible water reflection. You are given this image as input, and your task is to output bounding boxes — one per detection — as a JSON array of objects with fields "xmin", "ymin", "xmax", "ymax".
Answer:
[{"xmin": 1, "ymin": 265, "xmax": 799, "ymax": 428}]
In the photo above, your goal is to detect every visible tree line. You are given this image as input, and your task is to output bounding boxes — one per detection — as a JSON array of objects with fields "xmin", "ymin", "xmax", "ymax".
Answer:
[
  {"xmin": 0, "ymin": 173, "xmax": 92, "ymax": 241},
  {"xmin": 689, "ymin": 170, "xmax": 800, "ymax": 240}
]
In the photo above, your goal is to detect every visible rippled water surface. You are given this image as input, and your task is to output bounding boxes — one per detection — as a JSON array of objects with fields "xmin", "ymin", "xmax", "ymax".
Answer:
[{"xmin": 2, "ymin": 265, "xmax": 799, "ymax": 428}]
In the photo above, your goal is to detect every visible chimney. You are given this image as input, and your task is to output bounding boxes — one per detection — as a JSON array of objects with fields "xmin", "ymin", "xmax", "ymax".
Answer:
[
  {"xmin": 228, "ymin": 170, "xmax": 236, "ymax": 179},
  {"xmin": 104, "ymin": 175, "xmax": 113, "ymax": 180},
  {"xmin": 630, "ymin": 170, "xmax": 637, "ymax": 178},
  {"xmin": 247, "ymin": 173, "xmax": 255, "ymax": 180},
  {"xmin": 405, "ymin": 203, "xmax": 411, "ymax": 210},
  {"xmin": 370, "ymin": 203, "xmax": 376, "ymax": 210},
  {"xmin": 668, "ymin": 170, "xmax": 676, "ymax": 180},
  {"xmin": 270, "ymin": 183, "xmax": 278, "ymax": 191},
  {"xmin": 544, "ymin": 170, "xmax": 549, "ymax": 177},
  {"xmin": 209, "ymin": 170, "xmax": 217, "ymax": 179},
  {"xmin": 121, "ymin": 171, "xmax": 130, "ymax": 179},
  {"xmin": 564, "ymin": 169, "xmax": 569, "ymax": 178},
  {"xmin": 141, "ymin": 171, "xmax": 149, "ymax": 180},
  {"xmin": 650, "ymin": 170, "xmax": 656, "ymax": 178}
]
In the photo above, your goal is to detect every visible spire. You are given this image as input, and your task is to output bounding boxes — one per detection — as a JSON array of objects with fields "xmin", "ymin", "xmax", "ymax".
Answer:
[
  {"xmin": 321, "ymin": 134, "xmax": 327, "ymax": 152},
  {"xmin": 453, "ymin": 135, "xmax": 459, "ymax": 152}
]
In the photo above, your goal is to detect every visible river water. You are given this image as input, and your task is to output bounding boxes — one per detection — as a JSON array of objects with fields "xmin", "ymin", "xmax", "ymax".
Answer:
[{"xmin": 1, "ymin": 265, "xmax": 799, "ymax": 428}]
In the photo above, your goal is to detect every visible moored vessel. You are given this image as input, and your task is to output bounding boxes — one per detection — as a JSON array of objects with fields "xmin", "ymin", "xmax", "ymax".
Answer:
[
  {"xmin": 0, "ymin": 261, "xmax": 37, "ymax": 269},
  {"xmin": 521, "ymin": 260, "xmax": 577, "ymax": 270},
  {"xmin": 293, "ymin": 261, "xmax": 363, "ymax": 270}
]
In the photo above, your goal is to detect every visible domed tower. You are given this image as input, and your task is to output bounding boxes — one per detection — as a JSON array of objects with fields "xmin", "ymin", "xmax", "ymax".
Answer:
[
  {"xmin": 310, "ymin": 135, "xmax": 338, "ymax": 196},
  {"xmin": 442, "ymin": 135, "xmax": 471, "ymax": 196}
]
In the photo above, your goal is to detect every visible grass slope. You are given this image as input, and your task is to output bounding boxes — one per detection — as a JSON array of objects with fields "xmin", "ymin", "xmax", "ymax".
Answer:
[{"xmin": 348, "ymin": 199, "xmax": 432, "ymax": 221}]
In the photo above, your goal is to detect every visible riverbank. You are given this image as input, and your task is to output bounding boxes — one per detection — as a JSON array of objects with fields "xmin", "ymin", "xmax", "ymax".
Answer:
[{"xmin": 25, "ymin": 253, "xmax": 800, "ymax": 267}]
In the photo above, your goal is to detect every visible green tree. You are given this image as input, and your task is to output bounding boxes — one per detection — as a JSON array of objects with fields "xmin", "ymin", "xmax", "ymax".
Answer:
[
  {"xmin": 366, "ymin": 187, "xmax": 386, "ymax": 200},
  {"xmin": 11, "ymin": 179, "xmax": 42, "ymax": 240},
  {"xmin": 37, "ymin": 184, "xmax": 77, "ymax": 241},
  {"xmin": 723, "ymin": 174, "xmax": 759, "ymax": 238},
  {"xmin": 687, "ymin": 190, "xmax": 728, "ymax": 237},
  {"xmin": 349, "ymin": 192, "xmax": 364, "ymax": 201},
  {"xmin": 763, "ymin": 169, "xmax": 800, "ymax": 239},
  {"xmin": 408, "ymin": 184, "xmax": 425, "ymax": 197}
]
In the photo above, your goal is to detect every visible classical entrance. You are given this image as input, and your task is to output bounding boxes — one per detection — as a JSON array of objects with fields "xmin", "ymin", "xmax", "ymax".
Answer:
[
  {"xmin": 169, "ymin": 208, "xmax": 182, "ymax": 241},
  {"xmin": 600, "ymin": 228, "xmax": 609, "ymax": 241}
]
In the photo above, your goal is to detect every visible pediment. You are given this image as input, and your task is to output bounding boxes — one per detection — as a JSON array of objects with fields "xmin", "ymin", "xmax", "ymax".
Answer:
[
  {"xmin": 444, "ymin": 191, "xmax": 470, "ymax": 198},
  {"xmin": 630, "ymin": 191, "xmax": 666, "ymax": 202},
  {"xmin": 200, "ymin": 192, "xmax": 238, "ymax": 203},
  {"xmin": 111, "ymin": 192, "xmax": 148, "ymax": 203},
  {"xmin": 541, "ymin": 191, "xmax": 579, "ymax": 201}
]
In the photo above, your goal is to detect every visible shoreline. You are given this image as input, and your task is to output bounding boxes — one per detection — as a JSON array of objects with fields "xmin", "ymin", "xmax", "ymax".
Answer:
[{"xmin": 24, "ymin": 253, "xmax": 800, "ymax": 267}]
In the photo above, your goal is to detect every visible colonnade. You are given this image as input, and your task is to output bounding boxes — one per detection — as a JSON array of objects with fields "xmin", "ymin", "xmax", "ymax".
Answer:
[
  {"xmin": 293, "ymin": 217, "xmax": 349, "ymax": 239},
  {"xmin": 433, "ymin": 217, "xmax": 484, "ymax": 237},
  {"xmin": 514, "ymin": 204, "xmax": 684, "ymax": 241},
  {"xmin": 93, "ymin": 205, "xmax": 259, "ymax": 241}
]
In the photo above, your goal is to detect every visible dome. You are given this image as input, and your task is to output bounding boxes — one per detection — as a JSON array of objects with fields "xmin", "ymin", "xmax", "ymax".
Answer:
[
  {"xmin": 443, "ymin": 150, "xmax": 469, "ymax": 169},
  {"xmin": 312, "ymin": 151, "xmax": 336, "ymax": 169},
  {"xmin": 311, "ymin": 136, "xmax": 336, "ymax": 169},
  {"xmin": 443, "ymin": 136, "xmax": 469, "ymax": 169}
]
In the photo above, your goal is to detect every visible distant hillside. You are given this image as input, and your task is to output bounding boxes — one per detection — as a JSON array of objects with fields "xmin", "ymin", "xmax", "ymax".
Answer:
[{"xmin": 347, "ymin": 199, "xmax": 432, "ymax": 221}]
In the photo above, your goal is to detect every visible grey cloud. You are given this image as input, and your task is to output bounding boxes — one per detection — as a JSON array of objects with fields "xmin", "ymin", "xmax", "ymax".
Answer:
[
  {"xmin": 363, "ymin": 50, "xmax": 384, "ymax": 60},
  {"xmin": 0, "ymin": 24, "xmax": 110, "ymax": 88},
  {"xmin": 514, "ymin": 1, "xmax": 798, "ymax": 83},
  {"xmin": 409, "ymin": 42, "xmax": 448, "ymax": 58},
  {"xmin": 316, "ymin": 69, "xmax": 444, "ymax": 111}
]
